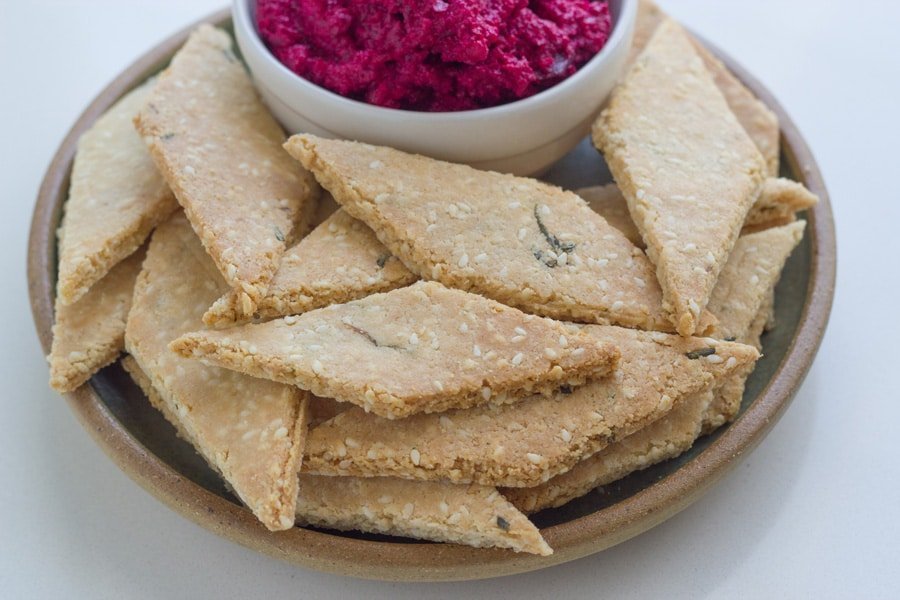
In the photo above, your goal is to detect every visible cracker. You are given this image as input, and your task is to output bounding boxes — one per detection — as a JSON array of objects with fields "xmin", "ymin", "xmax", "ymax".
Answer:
[
  {"xmin": 56, "ymin": 80, "xmax": 177, "ymax": 306},
  {"xmin": 690, "ymin": 39, "xmax": 780, "ymax": 176},
  {"xmin": 203, "ymin": 209, "xmax": 416, "ymax": 327},
  {"xmin": 48, "ymin": 249, "xmax": 144, "ymax": 392},
  {"xmin": 302, "ymin": 326, "xmax": 758, "ymax": 487},
  {"xmin": 707, "ymin": 221, "xmax": 805, "ymax": 342},
  {"xmin": 594, "ymin": 19, "xmax": 768, "ymax": 336},
  {"xmin": 745, "ymin": 177, "xmax": 819, "ymax": 229},
  {"xmin": 125, "ymin": 213, "xmax": 306, "ymax": 531},
  {"xmin": 700, "ymin": 222, "xmax": 805, "ymax": 431},
  {"xmin": 285, "ymin": 134, "xmax": 709, "ymax": 334},
  {"xmin": 173, "ymin": 281, "xmax": 619, "ymax": 419},
  {"xmin": 578, "ymin": 178, "xmax": 816, "ymax": 248},
  {"xmin": 295, "ymin": 476, "xmax": 551, "ymax": 555},
  {"xmin": 503, "ymin": 389, "xmax": 714, "ymax": 514},
  {"xmin": 629, "ymin": 0, "xmax": 780, "ymax": 174},
  {"xmin": 135, "ymin": 25, "xmax": 319, "ymax": 316}
]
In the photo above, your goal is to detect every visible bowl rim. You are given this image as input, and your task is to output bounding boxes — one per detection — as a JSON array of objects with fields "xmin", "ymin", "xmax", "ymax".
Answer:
[
  {"xmin": 232, "ymin": 0, "xmax": 638, "ymax": 120},
  {"xmin": 27, "ymin": 8, "xmax": 836, "ymax": 582}
]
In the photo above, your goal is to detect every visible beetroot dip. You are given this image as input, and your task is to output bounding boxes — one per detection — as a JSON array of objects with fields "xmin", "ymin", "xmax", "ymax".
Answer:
[{"xmin": 256, "ymin": 0, "xmax": 612, "ymax": 111}]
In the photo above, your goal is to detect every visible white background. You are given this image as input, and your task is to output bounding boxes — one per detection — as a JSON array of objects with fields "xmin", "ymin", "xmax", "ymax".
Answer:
[{"xmin": 2, "ymin": 1, "xmax": 898, "ymax": 598}]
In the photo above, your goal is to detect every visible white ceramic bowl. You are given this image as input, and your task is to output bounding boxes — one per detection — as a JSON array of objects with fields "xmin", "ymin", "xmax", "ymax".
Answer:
[{"xmin": 233, "ymin": 0, "xmax": 636, "ymax": 175}]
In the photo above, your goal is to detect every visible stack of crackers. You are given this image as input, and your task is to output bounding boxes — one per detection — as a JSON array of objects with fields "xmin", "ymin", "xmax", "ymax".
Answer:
[{"xmin": 47, "ymin": 1, "xmax": 816, "ymax": 556}]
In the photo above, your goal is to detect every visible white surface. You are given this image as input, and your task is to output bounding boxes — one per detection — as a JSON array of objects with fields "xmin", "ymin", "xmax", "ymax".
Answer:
[{"xmin": 1, "ymin": 1, "xmax": 897, "ymax": 597}]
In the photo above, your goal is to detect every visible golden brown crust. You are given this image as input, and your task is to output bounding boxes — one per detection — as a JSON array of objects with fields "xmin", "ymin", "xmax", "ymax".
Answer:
[
  {"xmin": 174, "ymin": 281, "xmax": 619, "ymax": 419},
  {"xmin": 295, "ymin": 476, "xmax": 551, "ymax": 555},
  {"xmin": 629, "ymin": 0, "xmax": 780, "ymax": 174},
  {"xmin": 134, "ymin": 25, "xmax": 319, "ymax": 315},
  {"xmin": 503, "ymin": 389, "xmax": 714, "ymax": 513},
  {"xmin": 56, "ymin": 80, "xmax": 177, "ymax": 306},
  {"xmin": 124, "ymin": 213, "xmax": 305, "ymax": 531},
  {"xmin": 286, "ymin": 134, "xmax": 693, "ymax": 333},
  {"xmin": 302, "ymin": 326, "xmax": 758, "ymax": 487},
  {"xmin": 203, "ymin": 209, "xmax": 416, "ymax": 327},
  {"xmin": 594, "ymin": 19, "xmax": 767, "ymax": 335},
  {"xmin": 48, "ymin": 249, "xmax": 145, "ymax": 392}
]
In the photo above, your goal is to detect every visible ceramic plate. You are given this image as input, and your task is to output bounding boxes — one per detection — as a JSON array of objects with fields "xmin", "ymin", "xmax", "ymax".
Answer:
[{"xmin": 28, "ymin": 9, "xmax": 835, "ymax": 581}]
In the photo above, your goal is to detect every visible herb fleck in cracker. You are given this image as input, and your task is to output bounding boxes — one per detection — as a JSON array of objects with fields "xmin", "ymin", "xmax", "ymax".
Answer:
[{"xmin": 174, "ymin": 281, "xmax": 619, "ymax": 419}]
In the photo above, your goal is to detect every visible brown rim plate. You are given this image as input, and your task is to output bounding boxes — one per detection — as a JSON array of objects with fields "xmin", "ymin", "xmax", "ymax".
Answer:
[{"xmin": 27, "ymin": 8, "xmax": 836, "ymax": 582}]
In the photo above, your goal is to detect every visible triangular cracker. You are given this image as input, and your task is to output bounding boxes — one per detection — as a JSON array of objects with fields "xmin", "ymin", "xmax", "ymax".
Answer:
[
  {"xmin": 701, "ymin": 221, "xmax": 805, "ymax": 431},
  {"xmin": 629, "ymin": 0, "xmax": 780, "ymax": 174},
  {"xmin": 295, "ymin": 476, "xmax": 551, "ymax": 555},
  {"xmin": 123, "ymin": 356, "xmax": 549, "ymax": 555},
  {"xmin": 579, "ymin": 178, "xmax": 817, "ymax": 247},
  {"xmin": 173, "ymin": 281, "xmax": 619, "ymax": 419},
  {"xmin": 135, "ymin": 25, "xmax": 319, "ymax": 316},
  {"xmin": 48, "ymin": 249, "xmax": 144, "ymax": 392},
  {"xmin": 706, "ymin": 221, "xmax": 805, "ymax": 342},
  {"xmin": 302, "ymin": 326, "xmax": 758, "ymax": 487},
  {"xmin": 56, "ymin": 80, "xmax": 177, "ymax": 306},
  {"xmin": 744, "ymin": 178, "xmax": 819, "ymax": 230},
  {"xmin": 594, "ymin": 19, "xmax": 768, "ymax": 335},
  {"xmin": 503, "ymin": 389, "xmax": 714, "ymax": 514},
  {"xmin": 203, "ymin": 209, "xmax": 416, "ymax": 327},
  {"xmin": 285, "ymin": 134, "xmax": 709, "ymax": 334},
  {"xmin": 125, "ymin": 213, "xmax": 306, "ymax": 531}
]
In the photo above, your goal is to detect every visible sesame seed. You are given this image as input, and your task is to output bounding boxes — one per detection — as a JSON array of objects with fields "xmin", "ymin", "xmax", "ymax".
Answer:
[
  {"xmin": 475, "ymin": 252, "xmax": 488, "ymax": 263},
  {"xmin": 688, "ymin": 299, "xmax": 700, "ymax": 315},
  {"xmin": 409, "ymin": 332, "xmax": 419, "ymax": 345},
  {"xmin": 544, "ymin": 348, "xmax": 558, "ymax": 359},
  {"xmin": 378, "ymin": 495, "xmax": 393, "ymax": 504},
  {"xmin": 511, "ymin": 335, "xmax": 526, "ymax": 343},
  {"xmin": 184, "ymin": 165, "xmax": 196, "ymax": 175},
  {"xmin": 526, "ymin": 452, "xmax": 543, "ymax": 464},
  {"xmin": 705, "ymin": 251, "xmax": 716, "ymax": 265},
  {"xmin": 750, "ymin": 274, "xmax": 760, "ymax": 285},
  {"xmin": 439, "ymin": 416, "xmax": 454, "ymax": 428},
  {"xmin": 481, "ymin": 386, "xmax": 492, "ymax": 401},
  {"xmin": 473, "ymin": 345, "xmax": 481, "ymax": 357},
  {"xmin": 515, "ymin": 327, "xmax": 526, "ymax": 336},
  {"xmin": 634, "ymin": 277, "xmax": 646, "ymax": 288},
  {"xmin": 559, "ymin": 335, "xmax": 568, "ymax": 347},
  {"xmin": 499, "ymin": 266, "xmax": 509, "ymax": 278},
  {"xmin": 560, "ymin": 429, "xmax": 572, "ymax": 442},
  {"xmin": 433, "ymin": 380, "xmax": 444, "ymax": 391},
  {"xmin": 511, "ymin": 352, "xmax": 524, "ymax": 365},
  {"xmin": 458, "ymin": 254, "xmax": 469, "ymax": 268},
  {"xmin": 273, "ymin": 427, "xmax": 288, "ymax": 439},
  {"xmin": 557, "ymin": 252, "xmax": 568, "ymax": 266},
  {"xmin": 368, "ymin": 160, "xmax": 383, "ymax": 169},
  {"xmin": 705, "ymin": 354, "xmax": 724, "ymax": 364},
  {"xmin": 426, "ymin": 224, "xmax": 437, "ymax": 233},
  {"xmin": 345, "ymin": 438, "xmax": 360, "ymax": 448},
  {"xmin": 540, "ymin": 205, "xmax": 551, "ymax": 216},
  {"xmin": 508, "ymin": 201, "xmax": 521, "ymax": 209},
  {"xmin": 636, "ymin": 189, "xmax": 646, "ymax": 200},
  {"xmin": 518, "ymin": 228, "xmax": 528, "ymax": 241},
  {"xmin": 684, "ymin": 243, "xmax": 697, "ymax": 251},
  {"xmin": 403, "ymin": 503, "xmax": 415, "ymax": 518},
  {"xmin": 312, "ymin": 359, "xmax": 323, "ymax": 374},
  {"xmin": 439, "ymin": 501, "xmax": 450, "ymax": 514},
  {"xmin": 410, "ymin": 448, "xmax": 421, "ymax": 466},
  {"xmin": 598, "ymin": 279, "xmax": 609, "ymax": 291},
  {"xmin": 725, "ymin": 356, "xmax": 737, "ymax": 369},
  {"xmin": 572, "ymin": 348, "xmax": 585, "ymax": 357},
  {"xmin": 458, "ymin": 322, "xmax": 468, "ymax": 333},
  {"xmin": 611, "ymin": 300, "xmax": 625, "ymax": 311}
]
